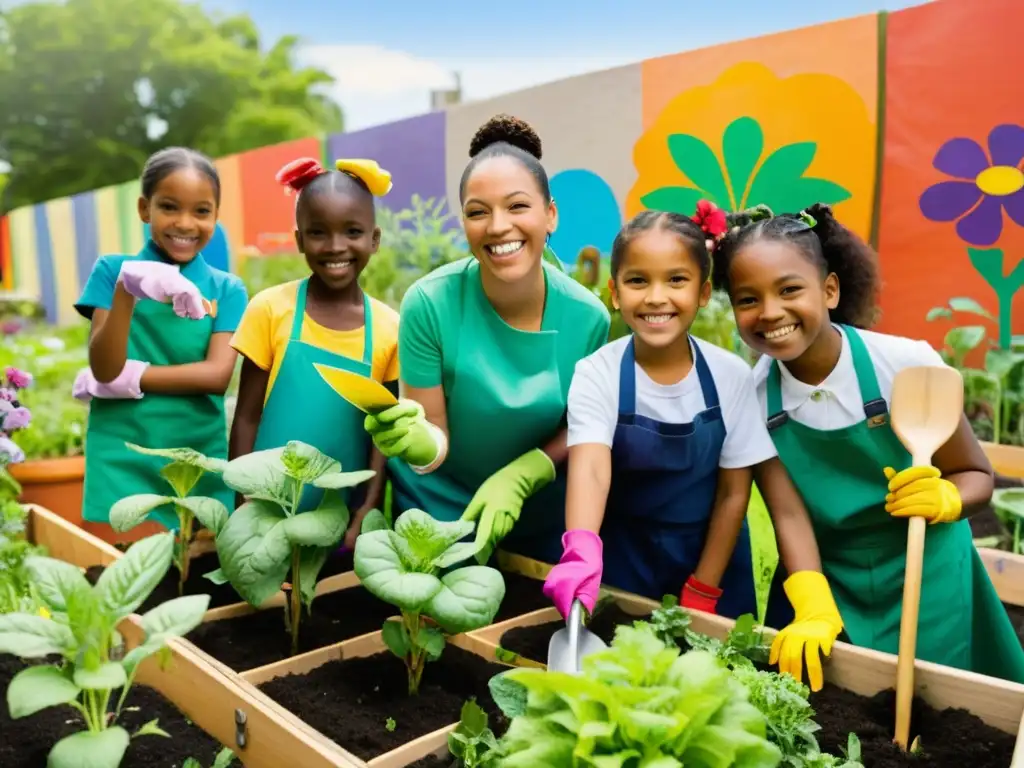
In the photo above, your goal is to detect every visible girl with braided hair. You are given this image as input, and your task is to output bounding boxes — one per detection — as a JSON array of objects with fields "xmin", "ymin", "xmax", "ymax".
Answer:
[{"xmin": 713, "ymin": 202, "xmax": 1024, "ymax": 685}]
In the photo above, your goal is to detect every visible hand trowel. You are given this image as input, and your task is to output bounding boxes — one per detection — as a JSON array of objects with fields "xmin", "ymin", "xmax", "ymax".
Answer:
[{"xmin": 547, "ymin": 599, "xmax": 607, "ymax": 674}]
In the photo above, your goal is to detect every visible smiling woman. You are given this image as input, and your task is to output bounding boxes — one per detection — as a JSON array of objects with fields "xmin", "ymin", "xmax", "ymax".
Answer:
[{"xmin": 363, "ymin": 114, "xmax": 611, "ymax": 565}]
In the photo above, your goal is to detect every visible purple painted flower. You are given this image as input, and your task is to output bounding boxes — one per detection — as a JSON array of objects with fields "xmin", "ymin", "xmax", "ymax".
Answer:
[
  {"xmin": 919, "ymin": 124, "xmax": 1024, "ymax": 246},
  {"xmin": 0, "ymin": 434, "xmax": 25, "ymax": 465},
  {"xmin": 3, "ymin": 407, "xmax": 31, "ymax": 431},
  {"xmin": 4, "ymin": 367, "xmax": 32, "ymax": 390}
]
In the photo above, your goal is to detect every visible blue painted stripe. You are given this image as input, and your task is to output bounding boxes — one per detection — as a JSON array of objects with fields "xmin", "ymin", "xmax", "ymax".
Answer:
[
  {"xmin": 71, "ymin": 192, "xmax": 99, "ymax": 295},
  {"xmin": 32, "ymin": 206, "xmax": 58, "ymax": 323}
]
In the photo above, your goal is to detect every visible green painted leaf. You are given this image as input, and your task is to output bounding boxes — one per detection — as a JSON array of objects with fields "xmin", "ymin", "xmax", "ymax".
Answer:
[
  {"xmin": 216, "ymin": 500, "xmax": 292, "ymax": 608},
  {"xmin": 353, "ymin": 529, "xmax": 443, "ymax": 612},
  {"xmin": 745, "ymin": 141, "xmax": 817, "ymax": 208},
  {"xmin": 73, "ymin": 661, "xmax": 127, "ymax": 690},
  {"xmin": 751, "ymin": 177, "xmax": 851, "ymax": 215},
  {"xmin": 722, "ymin": 117, "xmax": 763, "ymax": 208},
  {"xmin": 0, "ymin": 612, "xmax": 76, "ymax": 657},
  {"xmin": 95, "ymin": 532, "xmax": 174, "ymax": 619},
  {"xmin": 7, "ymin": 665, "xmax": 80, "ymax": 718},
  {"xmin": 640, "ymin": 186, "xmax": 707, "ymax": 216},
  {"xmin": 47, "ymin": 725, "xmax": 130, "ymax": 768},
  {"xmin": 24, "ymin": 556, "xmax": 91, "ymax": 615},
  {"xmin": 666, "ymin": 134, "xmax": 730, "ymax": 208},
  {"xmin": 175, "ymin": 497, "xmax": 230, "ymax": 537},
  {"xmin": 312, "ymin": 469, "xmax": 376, "ymax": 490},
  {"xmin": 426, "ymin": 566, "xmax": 506, "ymax": 634},
  {"xmin": 109, "ymin": 495, "xmax": 174, "ymax": 533},
  {"xmin": 360, "ymin": 509, "xmax": 389, "ymax": 533},
  {"xmin": 282, "ymin": 491, "xmax": 350, "ymax": 547}
]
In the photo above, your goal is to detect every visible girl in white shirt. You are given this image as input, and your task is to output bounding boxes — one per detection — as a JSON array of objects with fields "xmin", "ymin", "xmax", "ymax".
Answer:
[
  {"xmin": 543, "ymin": 206, "xmax": 841, "ymax": 692},
  {"xmin": 712, "ymin": 202, "xmax": 1024, "ymax": 685}
]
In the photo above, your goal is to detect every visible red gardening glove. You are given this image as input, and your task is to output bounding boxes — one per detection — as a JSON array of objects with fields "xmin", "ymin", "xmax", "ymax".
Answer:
[{"xmin": 680, "ymin": 575, "xmax": 722, "ymax": 614}]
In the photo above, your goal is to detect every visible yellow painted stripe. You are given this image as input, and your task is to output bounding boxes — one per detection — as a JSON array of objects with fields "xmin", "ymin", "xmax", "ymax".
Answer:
[
  {"xmin": 8, "ymin": 206, "xmax": 39, "ymax": 298},
  {"xmin": 46, "ymin": 198, "xmax": 80, "ymax": 327},
  {"xmin": 95, "ymin": 185, "xmax": 122, "ymax": 256}
]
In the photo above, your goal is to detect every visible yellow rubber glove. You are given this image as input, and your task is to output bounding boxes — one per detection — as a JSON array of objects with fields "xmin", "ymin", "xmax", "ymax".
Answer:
[
  {"xmin": 769, "ymin": 571, "xmax": 844, "ymax": 692},
  {"xmin": 883, "ymin": 466, "xmax": 961, "ymax": 524}
]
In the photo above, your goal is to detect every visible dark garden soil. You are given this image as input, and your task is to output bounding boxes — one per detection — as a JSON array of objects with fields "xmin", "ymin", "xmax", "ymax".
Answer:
[
  {"xmin": 184, "ymin": 571, "xmax": 550, "ymax": 672},
  {"xmin": 499, "ymin": 605, "xmax": 1016, "ymax": 767},
  {"xmin": 0, "ymin": 654, "xmax": 224, "ymax": 768},
  {"xmin": 258, "ymin": 645, "xmax": 510, "ymax": 762}
]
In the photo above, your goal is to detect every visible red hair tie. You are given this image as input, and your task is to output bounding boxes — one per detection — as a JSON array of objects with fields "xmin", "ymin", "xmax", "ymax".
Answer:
[
  {"xmin": 276, "ymin": 157, "xmax": 326, "ymax": 194},
  {"xmin": 692, "ymin": 199, "xmax": 728, "ymax": 239}
]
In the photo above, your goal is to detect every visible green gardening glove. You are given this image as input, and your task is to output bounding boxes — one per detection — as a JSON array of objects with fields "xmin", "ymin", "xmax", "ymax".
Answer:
[
  {"xmin": 462, "ymin": 448, "xmax": 556, "ymax": 561},
  {"xmin": 363, "ymin": 399, "xmax": 442, "ymax": 468}
]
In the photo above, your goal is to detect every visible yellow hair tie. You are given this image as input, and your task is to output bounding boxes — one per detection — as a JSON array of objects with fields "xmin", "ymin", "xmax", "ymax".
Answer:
[{"xmin": 335, "ymin": 159, "xmax": 393, "ymax": 197}]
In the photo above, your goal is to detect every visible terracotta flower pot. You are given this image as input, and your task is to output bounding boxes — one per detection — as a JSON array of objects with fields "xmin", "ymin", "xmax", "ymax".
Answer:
[{"xmin": 7, "ymin": 455, "xmax": 162, "ymax": 546}]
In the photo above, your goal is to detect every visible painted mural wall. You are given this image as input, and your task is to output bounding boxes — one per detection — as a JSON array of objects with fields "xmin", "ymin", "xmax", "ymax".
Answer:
[{"xmin": 1, "ymin": 0, "xmax": 1021, "ymax": 352}]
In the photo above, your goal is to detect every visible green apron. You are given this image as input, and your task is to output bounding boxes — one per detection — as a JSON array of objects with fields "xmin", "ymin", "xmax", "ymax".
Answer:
[
  {"xmin": 765, "ymin": 324, "xmax": 1024, "ymax": 683},
  {"xmin": 389, "ymin": 266, "xmax": 569, "ymax": 564},
  {"xmin": 82, "ymin": 255, "xmax": 232, "ymax": 530},
  {"xmin": 253, "ymin": 278, "xmax": 374, "ymax": 511}
]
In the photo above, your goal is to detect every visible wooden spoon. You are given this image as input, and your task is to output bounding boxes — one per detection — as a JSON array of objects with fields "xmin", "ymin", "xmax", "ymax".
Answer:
[{"xmin": 888, "ymin": 365, "xmax": 964, "ymax": 750}]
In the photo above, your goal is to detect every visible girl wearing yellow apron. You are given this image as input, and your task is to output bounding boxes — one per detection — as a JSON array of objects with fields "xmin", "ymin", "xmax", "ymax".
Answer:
[
  {"xmin": 229, "ymin": 157, "xmax": 398, "ymax": 548},
  {"xmin": 363, "ymin": 114, "xmax": 611, "ymax": 564},
  {"xmin": 713, "ymin": 202, "xmax": 1024, "ymax": 685},
  {"xmin": 74, "ymin": 147, "xmax": 249, "ymax": 530}
]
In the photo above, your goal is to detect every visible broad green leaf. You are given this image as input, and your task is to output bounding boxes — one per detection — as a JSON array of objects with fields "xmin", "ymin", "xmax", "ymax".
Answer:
[
  {"xmin": 353, "ymin": 530, "xmax": 443, "ymax": 611},
  {"xmin": 175, "ymin": 497, "xmax": 230, "ymax": 537},
  {"xmin": 666, "ymin": 133, "xmax": 730, "ymax": 208},
  {"xmin": 222, "ymin": 447, "xmax": 289, "ymax": 502},
  {"xmin": 212, "ymin": 749, "xmax": 237, "ymax": 768},
  {"xmin": 394, "ymin": 510, "xmax": 473, "ymax": 566},
  {"xmin": 949, "ymin": 297, "xmax": 995, "ymax": 320},
  {"xmin": 25, "ymin": 556, "xmax": 91, "ymax": 614},
  {"xmin": 994, "ymin": 489, "xmax": 1024, "ymax": 521},
  {"xmin": 282, "ymin": 491, "xmax": 350, "ymax": 547},
  {"xmin": 203, "ymin": 568, "xmax": 229, "ymax": 585},
  {"xmin": 313, "ymin": 469, "xmax": 376, "ymax": 490},
  {"xmin": 360, "ymin": 509, "xmax": 389, "ymax": 533},
  {"xmin": 183, "ymin": 761, "xmax": 202, "ymax": 768},
  {"xmin": 125, "ymin": 443, "xmax": 229, "ymax": 474},
  {"xmin": 47, "ymin": 725, "xmax": 130, "ymax": 768},
  {"xmin": 0, "ymin": 612, "xmax": 76, "ymax": 657},
  {"xmin": 946, "ymin": 326, "xmax": 987, "ymax": 355},
  {"xmin": 141, "ymin": 594, "xmax": 211, "ymax": 638},
  {"xmin": 489, "ymin": 671, "xmax": 528, "ymax": 718},
  {"xmin": 985, "ymin": 348, "xmax": 1024, "ymax": 381},
  {"xmin": 426, "ymin": 566, "xmax": 506, "ymax": 634},
  {"xmin": 381, "ymin": 618, "xmax": 410, "ymax": 658},
  {"xmin": 281, "ymin": 441, "xmax": 339, "ymax": 483},
  {"xmin": 160, "ymin": 462, "xmax": 205, "ymax": 498},
  {"xmin": 109, "ymin": 494, "xmax": 174, "ymax": 533},
  {"xmin": 298, "ymin": 546, "xmax": 330, "ymax": 610},
  {"xmin": 434, "ymin": 540, "xmax": 486, "ymax": 570},
  {"xmin": 96, "ymin": 532, "xmax": 174, "ymax": 619},
  {"xmin": 216, "ymin": 500, "xmax": 292, "ymax": 607},
  {"xmin": 926, "ymin": 306, "xmax": 953, "ymax": 321},
  {"xmin": 418, "ymin": 626, "xmax": 445, "ymax": 661},
  {"xmin": 133, "ymin": 718, "xmax": 170, "ymax": 738},
  {"xmin": 7, "ymin": 665, "xmax": 80, "ymax": 718},
  {"xmin": 722, "ymin": 117, "xmax": 763, "ymax": 208},
  {"xmin": 640, "ymin": 186, "xmax": 707, "ymax": 216},
  {"xmin": 73, "ymin": 661, "xmax": 127, "ymax": 690}
]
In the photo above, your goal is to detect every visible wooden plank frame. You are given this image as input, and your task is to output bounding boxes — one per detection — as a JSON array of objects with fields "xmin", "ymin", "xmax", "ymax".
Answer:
[{"xmin": 984, "ymin": 441, "xmax": 1024, "ymax": 479}]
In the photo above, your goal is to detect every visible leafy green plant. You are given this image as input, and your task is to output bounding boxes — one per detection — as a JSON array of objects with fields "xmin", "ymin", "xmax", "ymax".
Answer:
[
  {"xmin": 183, "ymin": 747, "xmax": 237, "ymax": 768},
  {"xmin": 353, "ymin": 508, "xmax": 505, "ymax": 695},
  {"xmin": 647, "ymin": 594, "xmax": 771, "ymax": 668},
  {"xmin": 0, "ymin": 494, "xmax": 46, "ymax": 614},
  {"xmin": 488, "ymin": 621, "xmax": 782, "ymax": 766},
  {"xmin": 448, "ymin": 699, "xmax": 500, "ymax": 767},
  {"xmin": 0, "ymin": 532, "xmax": 209, "ymax": 768},
  {"xmin": 992, "ymin": 488, "xmax": 1024, "ymax": 553},
  {"xmin": 109, "ymin": 445, "xmax": 230, "ymax": 595},
  {"xmin": 210, "ymin": 440, "xmax": 375, "ymax": 654}
]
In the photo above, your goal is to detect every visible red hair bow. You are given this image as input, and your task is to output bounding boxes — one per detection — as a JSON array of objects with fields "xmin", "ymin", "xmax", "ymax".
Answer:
[
  {"xmin": 692, "ymin": 199, "xmax": 728, "ymax": 239},
  {"xmin": 276, "ymin": 157, "xmax": 325, "ymax": 193}
]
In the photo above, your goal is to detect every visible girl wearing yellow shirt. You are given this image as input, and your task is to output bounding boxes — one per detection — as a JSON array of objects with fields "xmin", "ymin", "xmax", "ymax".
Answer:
[{"xmin": 229, "ymin": 157, "xmax": 399, "ymax": 547}]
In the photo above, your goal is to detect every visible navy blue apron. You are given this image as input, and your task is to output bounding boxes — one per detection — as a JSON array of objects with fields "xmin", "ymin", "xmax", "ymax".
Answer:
[{"xmin": 601, "ymin": 337, "xmax": 759, "ymax": 618}]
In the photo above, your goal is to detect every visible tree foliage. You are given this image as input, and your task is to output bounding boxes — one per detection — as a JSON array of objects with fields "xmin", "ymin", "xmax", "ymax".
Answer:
[{"xmin": 0, "ymin": 0, "xmax": 343, "ymax": 211}]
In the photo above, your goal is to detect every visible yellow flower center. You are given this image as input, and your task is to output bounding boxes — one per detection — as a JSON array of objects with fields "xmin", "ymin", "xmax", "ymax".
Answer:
[{"xmin": 976, "ymin": 165, "xmax": 1024, "ymax": 196}]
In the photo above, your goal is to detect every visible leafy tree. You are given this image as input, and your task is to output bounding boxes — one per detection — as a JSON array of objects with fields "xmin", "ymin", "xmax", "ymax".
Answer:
[{"xmin": 0, "ymin": 0, "xmax": 343, "ymax": 210}]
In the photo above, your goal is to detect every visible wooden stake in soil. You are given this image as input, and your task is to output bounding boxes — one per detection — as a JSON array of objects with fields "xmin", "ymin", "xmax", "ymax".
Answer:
[{"xmin": 888, "ymin": 365, "xmax": 964, "ymax": 751}]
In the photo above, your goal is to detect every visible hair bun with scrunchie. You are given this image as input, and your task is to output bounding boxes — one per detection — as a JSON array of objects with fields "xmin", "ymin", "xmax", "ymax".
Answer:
[
  {"xmin": 275, "ymin": 157, "xmax": 325, "ymax": 192},
  {"xmin": 469, "ymin": 114, "xmax": 543, "ymax": 160}
]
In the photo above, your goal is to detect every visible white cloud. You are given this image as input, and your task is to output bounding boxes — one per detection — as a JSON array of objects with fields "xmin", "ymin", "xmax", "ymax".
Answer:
[{"xmin": 300, "ymin": 44, "xmax": 647, "ymax": 132}]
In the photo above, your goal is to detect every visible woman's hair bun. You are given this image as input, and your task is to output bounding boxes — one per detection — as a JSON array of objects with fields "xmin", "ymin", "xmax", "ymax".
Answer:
[
  {"xmin": 468, "ymin": 114, "xmax": 542, "ymax": 160},
  {"xmin": 275, "ymin": 157, "xmax": 324, "ymax": 191}
]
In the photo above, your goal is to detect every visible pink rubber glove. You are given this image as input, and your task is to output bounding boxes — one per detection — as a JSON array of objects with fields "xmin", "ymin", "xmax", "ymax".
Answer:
[
  {"xmin": 72, "ymin": 360, "xmax": 149, "ymax": 402},
  {"xmin": 118, "ymin": 261, "xmax": 208, "ymax": 320},
  {"xmin": 542, "ymin": 529, "xmax": 603, "ymax": 619}
]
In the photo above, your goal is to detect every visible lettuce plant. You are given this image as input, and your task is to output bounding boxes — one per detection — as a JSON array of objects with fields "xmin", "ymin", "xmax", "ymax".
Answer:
[
  {"xmin": 0, "ymin": 496, "xmax": 46, "ymax": 614},
  {"xmin": 0, "ymin": 532, "xmax": 209, "ymax": 768},
  {"xmin": 184, "ymin": 747, "xmax": 237, "ymax": 768},
  {"xmin": 488, "ymin": 622, "xmax": 783, "ymax": 767},
  {"xmin": 109, "ymin": 444, "xmax": 229, "ymax": 595},
  {"xmin": 211, "ymin": 440, "xmax": 375, "ymax": 654},
  {"xmin": 353, "ymin": 509, "xmax": 505, "ymax": 695}
]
